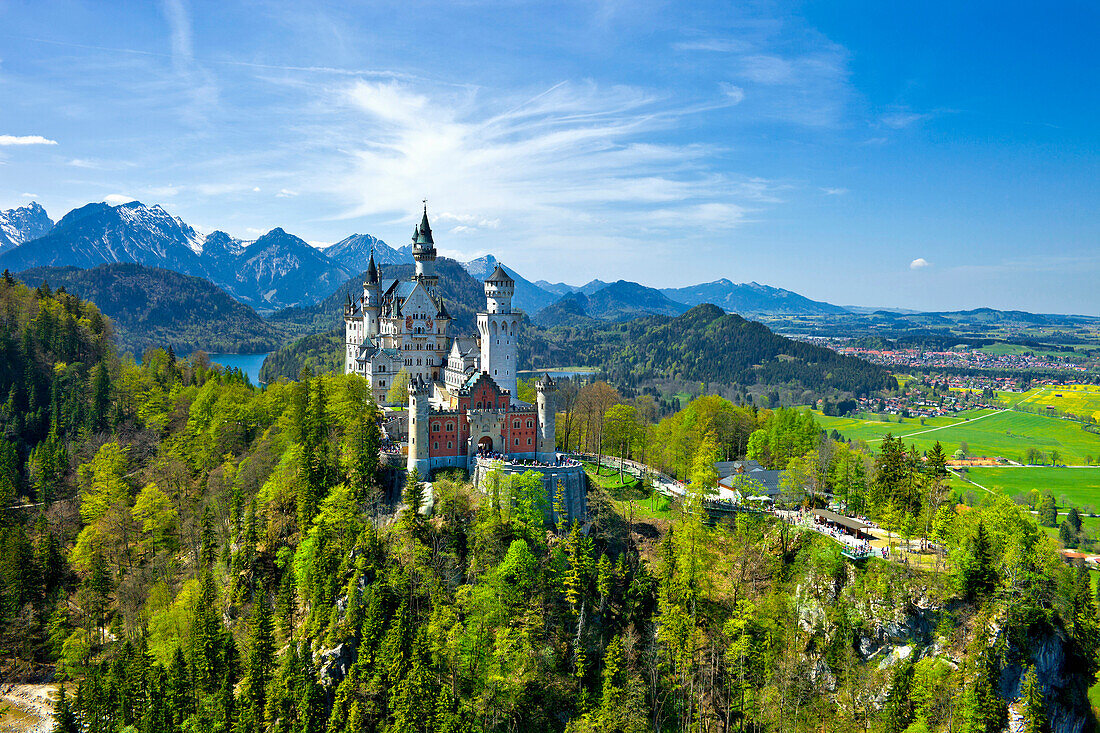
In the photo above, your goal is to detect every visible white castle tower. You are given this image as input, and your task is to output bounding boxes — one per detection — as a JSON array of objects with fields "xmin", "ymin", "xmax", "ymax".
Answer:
[
  {"xmin": 536, "ymin": 373, "xmax": 557, "ymax": 462},
  {"xmin": 412, "ymin": 205, "xmax": 438, "ymax": 285},
  {"xmin": 478, "ymin": 264, "xmax": 519, "ymax": 402},
  {"xmin": 407, "ymin": 375, "xmax": 432, "ymax": 475},
  {"xmin": 362, "ymin": 250, "xmax": 381, "ymax": 337}
]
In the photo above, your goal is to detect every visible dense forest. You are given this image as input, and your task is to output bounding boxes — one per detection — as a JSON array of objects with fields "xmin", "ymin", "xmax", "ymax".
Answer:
[
  {"xmin": 15, "ymin": 264, "xmax": 284, "ymax": 356},
  {"xmin": 1, "ymin": 272, "xmax": 1098, "ymax": 733}
]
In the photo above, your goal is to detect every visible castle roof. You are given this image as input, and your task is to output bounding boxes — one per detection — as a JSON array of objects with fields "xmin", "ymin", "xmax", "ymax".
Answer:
[
  {"xmin": 366, "ymin": 249, "xmax": 379, "ymax": 284},
  {"xmin": 485, "ymin": 264, "xmax": 514, "ymax": 285},
  {"xmin": 414, "ymin": 206, "xmax": 435, "ymax": 248}
]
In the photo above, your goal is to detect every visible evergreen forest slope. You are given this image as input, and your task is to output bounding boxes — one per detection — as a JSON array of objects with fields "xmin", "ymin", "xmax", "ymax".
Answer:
[
  {"xmin": 16, "ymin": 263, "xmax": 285, "ymax": 356},
  {"xmin": 0, "ymin": 274, "xmax": 1096, "ymax": 733},
  {"xmin": 524, "ymin": 303, "xmax": 897, "ymax": 394}
]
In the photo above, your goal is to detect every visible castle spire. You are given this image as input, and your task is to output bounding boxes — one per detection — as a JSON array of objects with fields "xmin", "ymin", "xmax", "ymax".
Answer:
[
  {"xmin": 415, "ymin": 201, "xmax": 434, "ymax": 246},
  {"xmin": 366, "ymin": 247, "xmax": 378, "ymax": 284}
]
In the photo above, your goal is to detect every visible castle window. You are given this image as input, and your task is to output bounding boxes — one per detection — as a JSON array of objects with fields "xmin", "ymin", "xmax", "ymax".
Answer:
[
  {"xmin": 528, "ymin": 438, "xmax": 533, "ymax": 445},
  {"xmin": 432, "ymin": 423, "xmax": 440, "ymax": 432},
  {"xmin": 433, "ymin": 442, "xmax": 439, "ymax": 450},
  {"xmin": 513, "ymin": 420, "xmax": 520, "ymax": 429},
  {"xmin": 447, "ymin": 441, "xmax": 453, "ymax": 449},
  {"xmin": 446, "ymin": 422, "xmax": 454, "ymax": 431},
  {"xmin": 527, "ymin": 420, "xmax": 533, "ymax": 428}
]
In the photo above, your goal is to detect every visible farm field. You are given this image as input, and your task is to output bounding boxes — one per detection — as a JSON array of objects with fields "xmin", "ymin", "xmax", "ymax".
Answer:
[
  {"xmin": 1011, "ymin": 384, "xmax": 1100, "ymax": 422},
  {"xmin": 815, "ymin": 408, "xmax": 1100, "ymax": 465},
  {"xmin": 957, "ymin": 466, "xmax": 1100, "ymax": 509}
]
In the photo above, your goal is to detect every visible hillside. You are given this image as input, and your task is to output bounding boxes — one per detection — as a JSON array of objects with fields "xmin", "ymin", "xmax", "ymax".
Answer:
[
  {"xmin": 17, "ymin": 263, "xmax": 285, "ymax": 356},
  {"xmin": 524, "ymin": 303, "xmax": 897, "ymax": 394},
  {"xmin": 1, "ymin": 275, "xmax": 1095, "ymax": 733}
]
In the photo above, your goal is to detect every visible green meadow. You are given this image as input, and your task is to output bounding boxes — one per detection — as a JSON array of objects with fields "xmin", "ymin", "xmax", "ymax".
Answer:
[
  {"xmin": 815, "ymin": 408, "xmax": 1100, "ymax": 465},
  {"xmin": 960, "ymin": 467, "xmax": 1100, "ymax": 509}
]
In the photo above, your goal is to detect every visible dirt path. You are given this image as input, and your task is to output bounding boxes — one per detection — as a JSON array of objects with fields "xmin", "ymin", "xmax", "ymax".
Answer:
[{"xmin": 0, "ymin": 684, "xmax": 56, "ymax": 733}]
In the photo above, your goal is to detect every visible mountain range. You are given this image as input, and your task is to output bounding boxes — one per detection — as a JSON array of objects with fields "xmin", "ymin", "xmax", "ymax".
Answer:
[
  {"xmin": 0, "ymin": 201, "xmax": 352, "ymax": 310},
  {"xmin": 3, "ymin": 200, "xmax": 1088, "ymax": 334}
]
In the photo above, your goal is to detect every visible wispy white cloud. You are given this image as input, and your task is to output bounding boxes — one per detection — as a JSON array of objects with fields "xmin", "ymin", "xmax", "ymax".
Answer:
[
  {"xmin": 333, "ymin": 79, "xmax": 778, "ymax": 261},
  {"xmin": 21, "ymin": 193, "xmax": 38, "ymax": 198},
  {"xmin": 160, "ymin": 0, "xmax": 218, "ymax": 120},
  {"xmin": 0, "ymin": 135, "xmax": 58, "ymax": 146},
  {"xmin": 674, "ymin": 38, "xmax": 753, "ymax": 53},
  {"xmin": 276, "ymin": 188, "xmax": 298, "ymax": 198},
  {"xmin": 881, "ymin": 109, "xmax": 935, "ymax": 129},
  {"xmin": 821, "ymin": 187, "xmax": 848, "ymax": 195},
  {"xmin": 910, "ymin": 257, "xmax": 931, "ymax": 269},
  {"xmin": 105, "ymin": 194, "xmax": 136, "ymax": 205},
  {"xmin": 720, "ymin": 83, "xmax": 745, "ymax": 104}
]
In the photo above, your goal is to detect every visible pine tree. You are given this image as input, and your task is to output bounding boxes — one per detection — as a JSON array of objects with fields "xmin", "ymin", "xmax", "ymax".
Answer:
[
  {"xmin": 926, "ymin": 441, "xmax": 947, "ymax": 477},
  {"xmin": 1019, "ymin": 664, "xmax": 1049, "ymax": 733},
  {"xmin": 882, "ymin": 656, "xmax": 914, "ymax": 733},
  {"xmin": 87, "ymin": 360, "xmax": 111, "ymax": 433},
  {"xmin": 402, "ymin": 468, "xmax": 426, "ymax": 527},
  {"xmin": 52, "ymin": 683, "xmax": 79, "ymax": 733},
  {"xmin": 962, "ymin": 521, "xmax": 998, "ymax": 602},
  {"xmin": 200, "ymin": 506, "xmax": 217, "ymax": 568},
  {"xmin": 240, "ymin": 599, "xmax": 275, "ymax": 733},
  {"xmin": 1073, "ymin": 565, "xmax": 1100, "ymax": 679}
]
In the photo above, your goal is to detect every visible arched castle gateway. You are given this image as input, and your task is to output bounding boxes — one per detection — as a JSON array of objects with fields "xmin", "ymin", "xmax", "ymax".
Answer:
[{"xmin": 343, "ymin": 205, "xmax": 586, "ymax": 523}]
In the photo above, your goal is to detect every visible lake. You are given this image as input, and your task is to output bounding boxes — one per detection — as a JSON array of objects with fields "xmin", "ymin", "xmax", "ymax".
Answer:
[{"xmin": 208, "ymin": 352, "xmax": 271, "ymax": 385}]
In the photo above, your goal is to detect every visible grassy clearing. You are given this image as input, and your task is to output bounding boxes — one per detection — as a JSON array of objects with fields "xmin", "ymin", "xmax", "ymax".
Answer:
[
  {"xmin": 614, "ymin": 495, "xmax": 676, "ymax": 522},
  {"xmin": 961, "ymin": 467, "xmax": 1100, "ymax": 509},
  {"xmin": 816, "ymin": 409, "xmax": 1100, "ymax": 465},
  {"xmin": 584, "ymin": 462, "xmax": 645, "ymax": 494}
]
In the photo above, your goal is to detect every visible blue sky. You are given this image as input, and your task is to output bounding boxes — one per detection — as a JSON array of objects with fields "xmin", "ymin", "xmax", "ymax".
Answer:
[{"xmin": 0, "ymin": 1, "xmax": 1097, "ymax": 313}]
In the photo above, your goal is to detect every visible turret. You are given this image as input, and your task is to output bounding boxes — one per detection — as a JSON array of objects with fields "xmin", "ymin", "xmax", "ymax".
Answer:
[
  {"xmin": 412, "ymin": 204, "xmax": 438, "ymax": 285},
  {"xmin": 478, "ymin": 264, "xmax": 519, "ymax": 402},
  {"xmin": 484, "ymin": 264, "xmax": 514, "ymax": 314},
  {"xmin": 407, "ymin": 375, "xmax": 432, "ymax": 475},
  {"xmin": 363, "ymin": 249, "xmax": 381, "ymax": 337},
  {"xmin": 536, "ymin": 373, "xmax": 557, "ymax": 463}
]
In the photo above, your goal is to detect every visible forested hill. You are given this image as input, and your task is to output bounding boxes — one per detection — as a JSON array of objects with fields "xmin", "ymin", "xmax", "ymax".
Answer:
[
  {"xmin": 1, "ymin": 272, "xmax": 1096, "ymax": 732},
  {"xmin": 268, "ymin": 257, "xmax": 484, "ymax": 336},
  {"xmin": 522, "ymin": 303, "xmax": 897, "ymax": 395},
  {"xmin": 16, "ymin": 263, "xmax": 285, "ymax": 356}
]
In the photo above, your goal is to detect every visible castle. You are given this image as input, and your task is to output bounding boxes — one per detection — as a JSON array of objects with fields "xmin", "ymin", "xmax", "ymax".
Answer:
[{"xmin": 343, "ymin": 206, "xmax": 572, "ymax": 490}]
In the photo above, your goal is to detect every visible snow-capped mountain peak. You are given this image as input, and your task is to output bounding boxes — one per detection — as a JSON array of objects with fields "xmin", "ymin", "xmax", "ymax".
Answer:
[{"xmin": 0, "ymin": 201, "xmax": 54, "ymax": 252}]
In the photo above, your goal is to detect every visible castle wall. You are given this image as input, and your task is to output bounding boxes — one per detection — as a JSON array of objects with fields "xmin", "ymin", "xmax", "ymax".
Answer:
[{"xmin": 471, "ymin": 458, "xmax": 588, "ymax": 526}]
